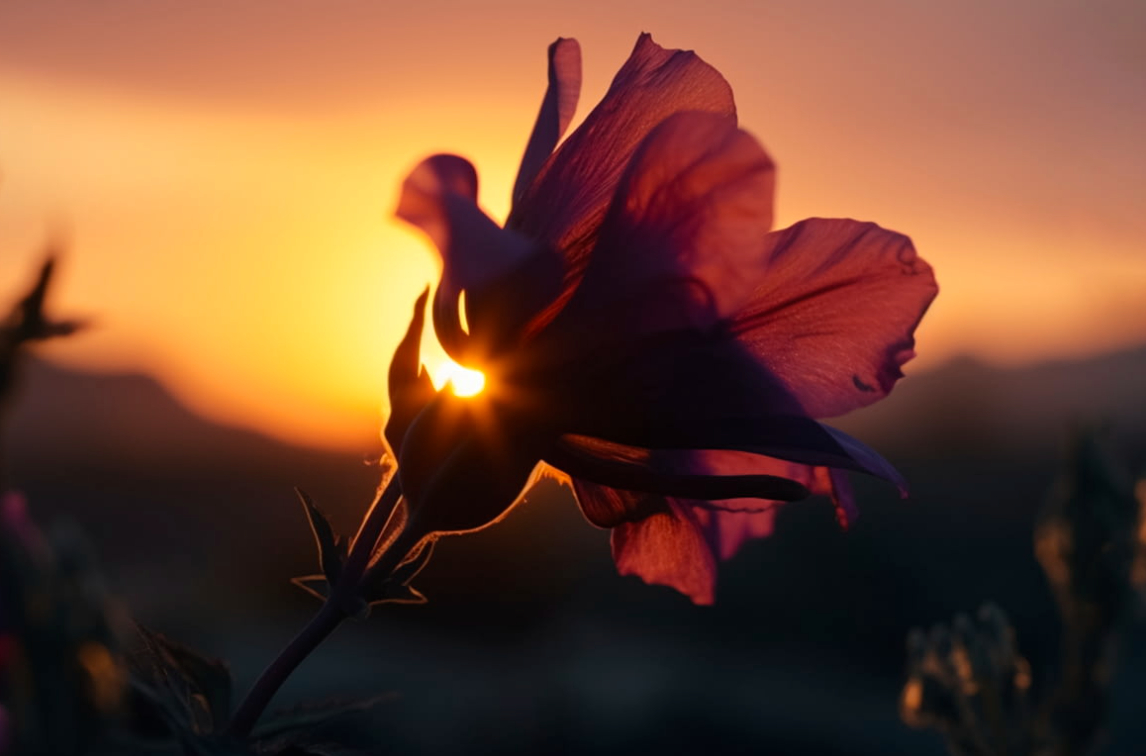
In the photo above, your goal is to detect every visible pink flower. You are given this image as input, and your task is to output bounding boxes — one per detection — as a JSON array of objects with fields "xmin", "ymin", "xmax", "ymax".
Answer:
[{"xmin": 389, "ymin": 34, "xmax": 938, "ymax": 604}]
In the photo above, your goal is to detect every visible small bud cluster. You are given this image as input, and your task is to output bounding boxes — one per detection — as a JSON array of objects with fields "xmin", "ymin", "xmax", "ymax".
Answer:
[{"xmin": 901, "ymin": 604, "xmax": 1033, "ymax": 755}]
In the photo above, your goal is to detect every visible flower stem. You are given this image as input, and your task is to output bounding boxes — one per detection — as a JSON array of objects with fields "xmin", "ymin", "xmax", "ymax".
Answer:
[
  {"xmin": 227, "ymin": 477, "xmax": 404, "ymax": 739},
  {"xmin": 226, "ymin": 597, "xmax": 346, "ymax": 738}
]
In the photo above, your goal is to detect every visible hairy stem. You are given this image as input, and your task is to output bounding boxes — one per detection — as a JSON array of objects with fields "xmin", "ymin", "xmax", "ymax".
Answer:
[{"xmin": 227, "ymin": 477, "xmax": 405, "ymax": 739}]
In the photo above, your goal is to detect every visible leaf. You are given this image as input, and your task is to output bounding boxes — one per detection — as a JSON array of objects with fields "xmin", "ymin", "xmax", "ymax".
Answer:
[
  {"xmin": 124, "ymin": 679, "xmax": 248, "ymax": 755},
  {"xmin": 250, "ymin": 696, "xmax": 396, "ymax": 755},
  {"xmin": 296, "ymin": 488, "xmax": 344, "ymax": 585},
  {"xmin": 128, "ymin": 625, "xmax": 234, "ymax": 737}
]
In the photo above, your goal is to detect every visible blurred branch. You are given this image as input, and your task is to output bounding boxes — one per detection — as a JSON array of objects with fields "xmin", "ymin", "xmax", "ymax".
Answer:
[
  {"xmin": 0, "ymin": 253, "xmax": 85, "ymax": 484},
  {"xmin": 1034, "ymin": 430, "xmax": 1144, "ymax": 755},
  {"xmin": 0, "ymin": 255, "xmax": 85, "ymax": 396},
  {"xmin": 901, "ymin": 429, "xmax": 1145, "ymax": 756}
]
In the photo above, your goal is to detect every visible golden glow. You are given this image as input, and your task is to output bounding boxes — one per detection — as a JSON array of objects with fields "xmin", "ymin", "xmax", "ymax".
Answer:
[
  {"xmin": 901, "ymin": 677, "xmax": 923, "ymax": 714},
  {"xmin": 2, "ymin": 5, "xmax": 1144, "ymax": 450},
  {"xmin": 1014, "ymin": 658, "xmax": 1032, "ymax": 691},
  {"xmin": 76, "ymin": 642, "xmax": 125, "ymax": 712},
  {"xmin": 430, "ymin": 358, "xmax": 486, "ymax": 397}
]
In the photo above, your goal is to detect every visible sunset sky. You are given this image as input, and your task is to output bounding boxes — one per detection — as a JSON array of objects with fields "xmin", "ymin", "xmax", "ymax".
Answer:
[{"xmin": 1, "ymin": 0, "xmax": 1143, "ymax": 451}]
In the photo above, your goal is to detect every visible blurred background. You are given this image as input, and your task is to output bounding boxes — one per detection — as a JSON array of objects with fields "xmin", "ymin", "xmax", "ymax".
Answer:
[{"xmin": 1, "ymin": 1, "xmax": 1144, "ymax": 753}]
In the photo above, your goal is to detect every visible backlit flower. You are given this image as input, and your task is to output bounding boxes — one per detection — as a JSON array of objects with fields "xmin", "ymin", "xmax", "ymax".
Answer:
[{"xmin": 388, "ymin": 34, "xmax": 938, "ymax": 604}]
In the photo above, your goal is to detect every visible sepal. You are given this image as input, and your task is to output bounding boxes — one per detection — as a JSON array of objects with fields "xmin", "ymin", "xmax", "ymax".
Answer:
[
  {"xmin": 296, "ymin": 488, "xmax": 345, "ymax": 586},
  {"xmin": 290, "ymin": 574, "xmax": 330, "ymax": 602},
  {"xmin": 289, "ymin": 575, "xmax": 369, "ymax": 619},
  {"xmin": 360, "ymin": 538, "xmax": 435, "ymax": 608}
]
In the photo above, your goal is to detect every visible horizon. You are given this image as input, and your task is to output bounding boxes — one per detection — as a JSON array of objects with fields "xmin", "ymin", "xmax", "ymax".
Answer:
[{"xmin": 16, "ymin": 338, "xmax": 1146, "ymax": 455}]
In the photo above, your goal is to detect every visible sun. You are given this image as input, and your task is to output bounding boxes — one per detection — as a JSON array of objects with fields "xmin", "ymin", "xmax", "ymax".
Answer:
[{"xmin": 432, "ymin": 358, "xmax": 486, "ymax": 397}]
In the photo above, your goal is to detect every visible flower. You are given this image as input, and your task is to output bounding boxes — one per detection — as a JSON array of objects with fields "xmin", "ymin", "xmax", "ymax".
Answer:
[{"xmin": 387, "ymin": 34, "xmax": 938, "ymax": 604}]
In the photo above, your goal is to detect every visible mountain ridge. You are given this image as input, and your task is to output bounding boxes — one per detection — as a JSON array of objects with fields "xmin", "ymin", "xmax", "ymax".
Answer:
[
  {"xmin": 834, "ymin": 344, "xmax": 1146, "ymax": 462},
  {"xmin": 7, "ymin": 344, "xmax": 1144, "ymax": 472}
]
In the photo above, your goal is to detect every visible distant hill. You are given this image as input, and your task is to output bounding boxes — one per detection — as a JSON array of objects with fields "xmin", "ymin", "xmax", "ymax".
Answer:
[
  {"xmin": 4, "ymin": 356, "xmax": 381, "ymax": 475},
  {"xmin": 836, "ymin": 346, "xmax": 1146, "ymax": 463},
  {"xmin": 8, "ymin": 345, "xmax": 1144, "ymax": 473}
]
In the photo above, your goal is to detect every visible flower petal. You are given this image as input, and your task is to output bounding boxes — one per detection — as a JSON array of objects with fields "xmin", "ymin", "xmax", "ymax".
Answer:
[
  {"xmin": 681, "ymin": 451, "xmax": 856, "ymax": 530},
  {"xmin": 570, "ymin": 477, "xmax": 666, "ymax": 529},
  {"xmin": 525, "ymin": 328, "xmax": 804, "ymax": 425},
  {"xmin": 597, "ymin": 416, "xmax": 905, "ymax": 495},
  {"xmin": 728, "ymin": 218, "xmax": 939, "ymax": 418},
  {"xmin": 678, "ymin": 462, "xmax": 852, "ymax": 575},
  {"xmin": 611, "ymin": 499, "xmax": 718, "ymax": 605},
  {"xmin": 512, "ymin": 38, "xmax": 582, "ymax": 207},
  {"xmin": 395, "ymin": 154, "xmax": 547, "ymax": 362},
  {"xmin": 536, "ymin": 337, "xmax": 906, "ymax": 495},
  {"xmin": 564, "ymin": 438, "xmax": 857, "ymax": 528},
  {"xmin": 582, "ymin": 454, "xmax": 853, "ymax": 605},
  {"xmin": 395, "ymin": 154, "xmax": 479, "ymax": 250},
  {"xmin": 543, "ymin": 111, "xmax": 774, "ymax": 342},
  {"xmin": 689, "ymin": 504, "xmax": 779, "ymax": 562},
  {"xmin": 509, "ymin": 33, "xmax": 736, "ymax": 329},
  {"xmin": 687, "ymin": 461, "xmax": 856, "ymax": 540},
  {"xmin": 548, "ymin": 434, "xmax": 812, "ymax": 514},
  {"xmin": 383, "ymin": 288, "xmax": 436, "ymax": 457}
]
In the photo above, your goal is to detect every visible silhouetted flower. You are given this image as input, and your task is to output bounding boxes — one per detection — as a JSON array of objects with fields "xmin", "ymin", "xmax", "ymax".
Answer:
[{"xmin": 389, "ymin": 34, "xmax": 937, "ymax": 603}]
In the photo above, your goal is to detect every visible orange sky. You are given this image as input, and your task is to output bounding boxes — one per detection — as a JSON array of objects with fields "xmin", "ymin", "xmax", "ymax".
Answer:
[{"xmin": 1, "ymin": 0, "xmax": 1144, "ymax": 451}]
